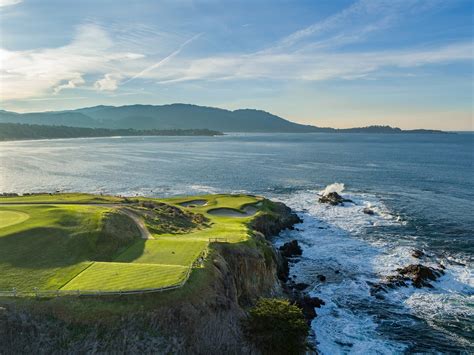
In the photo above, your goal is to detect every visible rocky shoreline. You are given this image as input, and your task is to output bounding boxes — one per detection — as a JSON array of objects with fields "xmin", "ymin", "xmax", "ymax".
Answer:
[{"xmin": 251, "ymin": 203, "xmax": 326, "ymax": 326}]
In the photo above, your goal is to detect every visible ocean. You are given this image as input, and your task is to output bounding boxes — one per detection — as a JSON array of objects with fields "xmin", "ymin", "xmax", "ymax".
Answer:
[{"xmin": 1, "ymin": 132, "xmax": 473, "ymax": 353}]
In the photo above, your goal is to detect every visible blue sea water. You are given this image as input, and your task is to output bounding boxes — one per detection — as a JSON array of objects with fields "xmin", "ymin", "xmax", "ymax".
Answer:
[{"xmin": 0, "ymin": 132, "xmax": 473, "ymax": 353}]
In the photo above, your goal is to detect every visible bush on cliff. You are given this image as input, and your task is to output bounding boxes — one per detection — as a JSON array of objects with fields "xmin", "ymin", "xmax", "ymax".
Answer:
[{"xmin": 243, "ymin": 298, "xmax": 309, "ymax": 354}]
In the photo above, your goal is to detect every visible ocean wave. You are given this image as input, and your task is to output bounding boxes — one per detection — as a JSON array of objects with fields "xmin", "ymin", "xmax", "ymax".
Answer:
[{"xmin": 277, "ymin": 187, "xmax": 473, "ymax": 353}]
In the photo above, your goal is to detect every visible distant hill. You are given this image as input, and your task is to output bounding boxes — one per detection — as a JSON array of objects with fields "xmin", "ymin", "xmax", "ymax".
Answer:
[
  {"xmin": 0, "ymin": 123, "xmax": 222, "ymax": 141},
  {"xmin": 0, "ymin": 104, "xmax": 446, "ymax": 133}
]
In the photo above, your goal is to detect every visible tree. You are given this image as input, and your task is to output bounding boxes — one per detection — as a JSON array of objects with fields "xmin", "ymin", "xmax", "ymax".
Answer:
[{"xmin": 243, "ymin": 298, "xmax": 309, "ymax": 354}]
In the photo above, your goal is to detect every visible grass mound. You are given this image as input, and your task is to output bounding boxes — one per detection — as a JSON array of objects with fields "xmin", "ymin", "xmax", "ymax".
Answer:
[
  {"xmin": 139, "ymin": 201, "xmax": 210, "ymax": 235},
  {"xmin": 94, "ymin": 211, "xmax": 142, "ymax": 261}
]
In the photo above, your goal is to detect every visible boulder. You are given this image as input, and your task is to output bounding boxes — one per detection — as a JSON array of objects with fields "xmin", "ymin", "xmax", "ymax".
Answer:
[
  {"xmin": 363, "ymin": 207, "xmax": 375, "ymax": 215},
  {"xmin": 397, "ymin": 264, "xmax": 444, "ymax": 288},
  {"xmin": 279, "ymin": 240, "xmax": 303, "ymax": 258},
  {"xmin": 295, "ymin": 296, "xmax": 326, "ymax": 322},
  {"xmin": 411, "ymin": 249, "xmax": 424, "ymax": 258},
  {"xmin": 319, "ymin": 192, "xmax": 353, "ymax": 206},
  {"xmin": 370, "ymin": 264, "xmax": 444, "ymax": 295},
  {"xmin": 293, "ymin": 283, "xmax": 310, "ymax": 291}
]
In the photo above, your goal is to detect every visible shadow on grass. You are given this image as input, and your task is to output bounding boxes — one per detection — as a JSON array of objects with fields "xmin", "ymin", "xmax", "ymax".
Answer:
[{"xmin": 0, "ymin": 227, "xmax": 146, "ymax": 269}]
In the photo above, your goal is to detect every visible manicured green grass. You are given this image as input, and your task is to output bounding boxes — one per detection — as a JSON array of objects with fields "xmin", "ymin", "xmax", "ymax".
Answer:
[
  {"xmin": 0, "ymin": 193, "xmax": 263, "ymax": 293},
  {"xmin": 61, "ymin": 262, "xmax": 188, "ymax": 291},
  {"xmin": 115, "ymin": 239, "xmax": 207, "ymax": 266},
  {"xmin": 0, "ymin": 210, "xmax": 30, "ymax": 229}
]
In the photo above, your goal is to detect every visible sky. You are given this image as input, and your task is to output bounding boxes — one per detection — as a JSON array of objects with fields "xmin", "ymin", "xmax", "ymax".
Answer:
[{"xmin": 0, "ymin": 0, "xmax": 472, "ymax": 130}]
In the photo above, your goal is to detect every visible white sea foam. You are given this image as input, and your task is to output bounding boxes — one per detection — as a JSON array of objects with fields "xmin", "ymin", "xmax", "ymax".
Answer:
[
  {"xmin": 277, "ymin": 187, "xmax": 473, "ymax": 354},
  {"xmin": 190, "ymin": 184, "xmax": 219, "ymax": 194},
  {"xmin": 319, "ymin": 182, "xmax": 345, "ymax": 196}
]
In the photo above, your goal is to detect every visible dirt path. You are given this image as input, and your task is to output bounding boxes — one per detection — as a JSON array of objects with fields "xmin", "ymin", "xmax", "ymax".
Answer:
[{"xmin": 118, "ymin": 207, "xmax": 154, "ymax": 240}]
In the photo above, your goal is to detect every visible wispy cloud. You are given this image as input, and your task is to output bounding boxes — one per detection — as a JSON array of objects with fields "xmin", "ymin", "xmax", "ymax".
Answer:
[
  {"xmin": 149, "ymin": 42, "xmax": 473, "ymax": 83},
  {"xmin": 267, "ymin": 0, "xmax": 442, "ymax": 53},
  {"xmin": 121, "ymin": 33, "xmax": 202, "ymax": 85},
  {"xmin": 0, "ymin": 24, "xmax": 144, "ymax": 100}
]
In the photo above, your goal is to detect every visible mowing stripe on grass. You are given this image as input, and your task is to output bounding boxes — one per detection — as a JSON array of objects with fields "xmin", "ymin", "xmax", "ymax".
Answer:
[
  {"xmin": 60, "ymin": 262, "xmax": 188, "ymax": 291},
  {"xmin": 115, "ymin": 239, "xmax": 207, "ymax": 266}
]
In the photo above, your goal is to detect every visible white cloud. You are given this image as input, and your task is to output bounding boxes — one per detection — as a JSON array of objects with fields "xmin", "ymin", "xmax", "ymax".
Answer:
[
  {"xmin": 0, "ymin": 0, "xmax": 22, "ymax": 8},
  {"xmin": 94, "ymin": 73, "xmax": 122, "ymax": 91},
  {"xmin": 53, "ymin": 74, "xmax": 85, "ymax": 94},
  {"xmin": 0, "ymin": 24, "xmax": 144, "ymax": 100}
]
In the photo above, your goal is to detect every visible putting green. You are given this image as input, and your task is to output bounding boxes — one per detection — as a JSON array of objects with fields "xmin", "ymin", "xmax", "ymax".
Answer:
[{"xmin": 0, "ymin": 210, "xmax": 30, "ymax": 229}]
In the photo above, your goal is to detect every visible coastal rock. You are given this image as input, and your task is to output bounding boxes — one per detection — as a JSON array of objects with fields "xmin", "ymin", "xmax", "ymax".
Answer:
[
  {"xmin": 318, "ymin": 192, "xmax": 353, "ymax": 206},
  {"xmin": 397, "ymin": 264, "xmax": 444, "ymax": 288},
  {"xmin": 295, "ymin": 296, "xmax": 325, "ymax": 322},
  {"xmin": 411, "ymin": 249, "xmax": 424, "ymax": 258},
  {"xmin": 251, "ymin": 201, "xmax": 302, "ymax": 237},
  {"xmin": 292, "ymin": 283, "xmax": 310, "ymax": 291},
  {"xmin": 279, "ymin": 240, "xmax": 303, "ymax": 258},
  {"xmin": 276, "ymin": 255, "xmax": 290, "ymax": 283},
  {"xmin": 370, "ymin": 264, "xmax": 444, "ymax": 295},
  {"xmin": 363, "ymin": 207, "xmax": 375, "ymax": 215}
]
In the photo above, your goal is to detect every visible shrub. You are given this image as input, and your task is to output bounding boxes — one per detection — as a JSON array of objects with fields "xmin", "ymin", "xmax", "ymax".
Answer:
[{"xmin": 243, "ymin": 298, "xmax": 309, "ymax": 354}]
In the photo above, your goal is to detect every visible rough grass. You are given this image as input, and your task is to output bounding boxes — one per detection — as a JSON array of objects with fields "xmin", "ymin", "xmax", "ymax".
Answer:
[{"xmin": 0, "ymin": 193, "xmax": 262, "ymax": 293}]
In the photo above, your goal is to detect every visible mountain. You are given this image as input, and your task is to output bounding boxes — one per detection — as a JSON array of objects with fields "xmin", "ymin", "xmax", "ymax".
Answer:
[{"xmin": 0, "ymin": 104, "xmax": 446, "ymax": 133}]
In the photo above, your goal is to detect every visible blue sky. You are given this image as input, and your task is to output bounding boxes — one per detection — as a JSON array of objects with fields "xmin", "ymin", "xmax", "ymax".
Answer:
[{"xmin": 0, "ymin": 0, "xmax": 472, "ymax": 129}]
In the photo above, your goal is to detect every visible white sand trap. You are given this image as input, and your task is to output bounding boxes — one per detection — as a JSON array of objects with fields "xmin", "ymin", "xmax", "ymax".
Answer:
[
  {"xmin": 0, "ymin": 210, "xmax": 30, "ymax": 229},
  {"xmin": 179, "ymin": 199, "xmax": 208, "ymax": 207},
  {"xmin": 207, "ymin": 205, "xmax": 258, "ymax": 217}
]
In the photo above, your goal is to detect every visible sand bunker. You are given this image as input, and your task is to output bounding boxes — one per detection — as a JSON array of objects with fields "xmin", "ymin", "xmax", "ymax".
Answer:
[
  {"xmin": 179, "ymin": 199, "xmax": 208, "ymax": 207},
  {"xmin": 207, "ymin": 205, "xmax": 258, "ymax": 217}
]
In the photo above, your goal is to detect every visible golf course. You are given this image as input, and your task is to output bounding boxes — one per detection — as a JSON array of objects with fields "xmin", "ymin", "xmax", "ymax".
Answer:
[{"xmin": 0, "ymin": 193, "xmax": 264, "ymax": 294}]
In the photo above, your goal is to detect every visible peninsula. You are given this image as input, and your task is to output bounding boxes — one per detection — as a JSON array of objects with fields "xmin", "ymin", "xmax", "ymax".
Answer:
[
  {"xmin": 0, "ymin": 123, "xmax": 222, "ymax": 141},
  {"xmin": 0, "ymin": 192, "xmax": 313, "ymax": 353}
]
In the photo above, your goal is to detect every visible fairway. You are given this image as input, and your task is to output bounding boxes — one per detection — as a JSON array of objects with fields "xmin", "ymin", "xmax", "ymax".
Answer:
[
  {"xmin": 0, "ymin": 210, "xmax": 29, "ymax": 229},
  {"xmin": 0, "ymin": 193, "xmax": 265, "ymax": 294}
]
